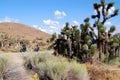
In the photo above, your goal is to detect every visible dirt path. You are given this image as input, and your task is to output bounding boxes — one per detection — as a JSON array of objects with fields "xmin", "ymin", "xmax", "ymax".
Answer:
[
  {"xmin": 4, "ymin": 53, "xmax": 33, "ymax": 80},
  {"xmin": 1, "ymin": 50, "xmax": 53, "ymax": 80}
]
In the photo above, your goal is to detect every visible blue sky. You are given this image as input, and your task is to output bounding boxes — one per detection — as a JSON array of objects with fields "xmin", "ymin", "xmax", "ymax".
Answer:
[{"xmin": 0, "ymin": 0, "xmax": 120, "ymax": 34}]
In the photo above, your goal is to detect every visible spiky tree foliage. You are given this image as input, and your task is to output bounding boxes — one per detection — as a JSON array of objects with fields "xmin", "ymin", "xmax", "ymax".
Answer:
[
  {"xmin": 109, "ymin": 35, "xmax": 120, "ymax": 56},
  {"xmin": 91, "ymin": 0, "xmax": 119, "ymax": 60},
  {"xmin": 52, "ymin": 23, "xmax": 70, "ymax": 56},
  {"xmin": 70, "ymin": 26, "xmax": 81, "ymax": 57},
  {"xmin": 51, "ymin": 33, "xmax": 57, "ymax": 42},
  {"xmin": 49, "ymin": 0, "xmax": 119, "ymax": 63}
]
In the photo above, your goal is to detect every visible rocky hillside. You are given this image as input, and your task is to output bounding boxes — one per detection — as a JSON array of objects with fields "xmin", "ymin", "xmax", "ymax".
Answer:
[{"xmin": 0, "ymin": 22, "xmax": 51, "ymax": 51}]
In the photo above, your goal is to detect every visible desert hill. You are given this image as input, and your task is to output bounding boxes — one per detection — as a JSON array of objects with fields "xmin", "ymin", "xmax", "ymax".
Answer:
[
  {"xmin": 0, "ymin": 22, "xmax": 51, "ymax": 51},
  {"xmin": 0, "ymin": 22, "xmax": 51, "ymax": 42}
]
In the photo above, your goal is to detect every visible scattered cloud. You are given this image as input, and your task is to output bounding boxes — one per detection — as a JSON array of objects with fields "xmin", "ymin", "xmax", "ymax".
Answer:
[
  {"xmin": 105, "ymin": 21, "xmax": 112, "ymax": 27},
  {"xmin": 32, "ymin": 24, "xmax": 47, "ymax": 33},
  {"xmin": 93, "ymin": 10, "xmax": 97, "ymax": 15},
  {"xmin": 38, "ymin": 27, "xmax": 47, "ymax": 32},
  {"xmin": 108, "ymin": 6, "xmax": 115, "ymax": 15},
  {"xmin": 0, "ymin": 16, "xmax": 19, "ymax": 23},
  {"xmin": 49, "ymin": 26, "xmax": 58, "ymax": 30},
  {"xmin": 43, "ymin": 19, "xmax": 59, "ymax": 31},
  {"xmin": 72, "ymin": 20, "xmax": 79, "ymax": 26},
  {"xmin": 31, "ymin": 19, "xmax": 61, "ymax": 34},
  {"xmin": 32, "ymin": 25, "xmax": 38, "ymax": 29},
  {"xmin": 43, "ymin": 19, "xmax": 63, "ymax": 34},
  {"xmin": 93, "ymin": 6, "xmax": 115, "ymax": 15},
  {"xmin": 43, "ymin": 19, "xmax": 59, "ymax": 26},
  {"xmin": 50, "ymin": 29, "xmax": 54, "ymax": 33},
  {"xmin": 54, "ymin": 10, "xmax": 66, "ymax": 19},
  {"xmin": 114, "ymin": 25, "xmax": 120, "ymax": 33}
]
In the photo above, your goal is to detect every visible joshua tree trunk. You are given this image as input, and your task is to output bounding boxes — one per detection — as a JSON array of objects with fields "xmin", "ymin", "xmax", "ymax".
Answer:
[
  {"xmin": 98, "ymin": 43, "xmax": 102, "ymax": 61},
  {"xmin": 67, "ymin": 38, "xmax": 72, "ymax": 58}
]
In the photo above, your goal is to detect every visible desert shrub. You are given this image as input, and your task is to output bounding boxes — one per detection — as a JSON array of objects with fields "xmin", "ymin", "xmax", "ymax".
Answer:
[
  {"xmin": 23, "ymin": 52, "xmax": 67, "ymax": 68},
  {"xmin": 108, "ymin": 56, "xmax": 120, "ymax": 66},
  {"xmin": 20, "ymin": 39, "xmax": 29, "ymax": 45},
  {"xmin": 38, "ymin": 61, "xmax": 68, "ymax": 80},
  {"xmin": 87, "ymin": 63, "xmax": 120, "ymax": 80},
  {"xmin": 0, "ymin": 55, "xmax": 11, "ymax": 79},
  {"xmin": 64, "ymin": 62, "xmax": 89, "ymax": 80},
  {"xmin": 38, "ymin": 61, "xmax": 89, "ymax": 80},
  {"xmin": 24, "ymin": 52, "xmax": 89, "ymax": 80},
  {"xmin": 38, "ymin": 42, "xmax": 46, "ymax": 46}
]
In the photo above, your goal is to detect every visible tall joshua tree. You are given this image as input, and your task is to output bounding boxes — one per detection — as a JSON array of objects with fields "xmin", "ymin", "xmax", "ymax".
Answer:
[
  {"xmin": 91, "ymin": 0, "xmax": 119, "ymax": 60},
  {"xmin": 50, "ymin": 0, "xmax": 119, "ymax": 62}
]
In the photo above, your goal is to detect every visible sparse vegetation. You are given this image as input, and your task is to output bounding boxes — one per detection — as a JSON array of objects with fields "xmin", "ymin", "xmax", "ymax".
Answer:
[
  {"xmin": 0, "ymin": 0, "xmax": 119, "ymax": 80},
  {"xmin": 0, "ymin": 33, "xmax": 30, "ymax": 52},
  {"xmin": 24, "ymin": 52, "xmax": 89, "ymax": 80},
  {"xmin": 87, "ymin": 62, "xmax": 120, "ymax": 80},
  {"xmin": 0, "ymin": 55, "xmax": 12, "ymax": 80}
]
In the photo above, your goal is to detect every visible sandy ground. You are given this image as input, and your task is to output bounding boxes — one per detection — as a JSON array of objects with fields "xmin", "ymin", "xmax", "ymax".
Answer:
[
  {"xmin": 1, "ymin": 51, "xmax": 53, "ymax": 80},
  {"xmin": 4, "ymin": 53, "xmax": 33, "ymax": 80}
]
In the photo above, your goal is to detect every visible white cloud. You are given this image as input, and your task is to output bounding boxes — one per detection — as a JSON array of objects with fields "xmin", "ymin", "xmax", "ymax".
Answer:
[
  {"xmin": 72, "ymin": 21, "xmax": 79, "ymax": 26},
  {"xmin": 49, "ymin": 26, "xmax": 58, "ymax": 30},
  {"xmin": 105, "ymin": 21, "xmax": 112, "ymax": 32},
  {"xmin": 3, "ymin": 16, "xmax": 11, "ymax": 22},
  {"xmin": 43, "ymin": 19, "xmax": 62, "ymax": 34},
  {"xmin": 93, "ymin": 6, "xmax": 115, "ymax": 15},
  {"xmin": 14, "ymin": 19, "xmax": 19, "ymax": 23},
  {"xmin": 114, "ymin": 25, "xmax": 120, "ymax": 33},
  {"xmin": 108, "ymin": 6, "xmax": 115, "ymax": 15},
  {"xmin": 32, "ymin": 25, "xmax": 38, "ymax": 28},
  {"xmin": 0, "ymin": 16, "xmax": 19, "ymax": 23},
  {"xmin": 105, "ymin": 21, "xmax": 112, "ymax": 27},
  {"xmin": 43, "ymin": 19, "xmax": 59, "ymax": 31},
  {"xmin": 32, "ymin": 19, "xmax": 61, "ymax": 34},
  {"xmin": 38, "ymin": 27, "xmax": 47, "ymax": 32},
  {"xmin": 93, "ymin": 10, "xmax": 97, "ymax": 15},
  {"xmin": 43, "ymin": 19, "xmax": 59, "ymax": 26},
  {"xmin": 54, "ymin": 10, "xmax": 66, "ymax": 19},
  {"xmin": 50, "ymin": 29, "xmax": 54, "ymax": 33},
  {"xmin": 32, "ymin": 24, "xmax": 47, "ymax": 33},
  {"xmin": 104, "ymin": 22, "xmax": 120, "ymax": 34}
]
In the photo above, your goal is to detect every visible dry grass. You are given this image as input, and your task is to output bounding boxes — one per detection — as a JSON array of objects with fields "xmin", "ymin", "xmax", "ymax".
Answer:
[
  {"xmin": 24, "ymin": 52, "xmax": 89, "ymax": 80},
  {"xmin": 0, "ymin": 55, "xmax": 12, "ymax": 80},
  {"xmin": 23, "ymin": 52, "xmax": 120, "ymax": 80},
  {"xmin": 87, "ymin": 62, "xmax": 120, "ymax": 80}
]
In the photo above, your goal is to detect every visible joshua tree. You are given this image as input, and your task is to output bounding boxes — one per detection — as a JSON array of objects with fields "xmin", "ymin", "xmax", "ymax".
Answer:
[
  {"xmin": 91, "ymin": 0, "xmax": 119, "ymax": 60},
  {"xmin": 109, "ymin": 33, "xmax": 120, "ymax": 56},
  {"xmin": 50, "ymin": 0, "xmax": 119, "ymax": 62}
]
